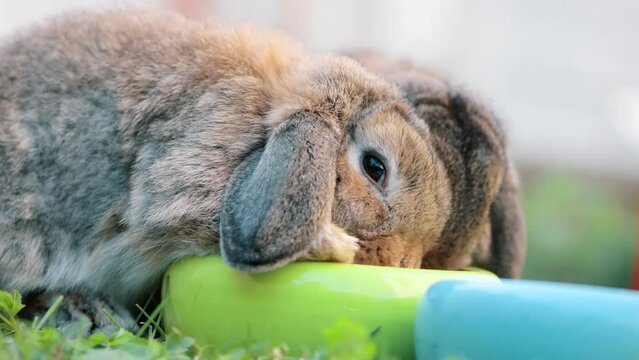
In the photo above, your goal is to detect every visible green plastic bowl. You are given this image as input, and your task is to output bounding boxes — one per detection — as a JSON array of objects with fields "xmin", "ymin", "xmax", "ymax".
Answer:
[{"xmin": 162, "ymin": 256, "xmax": 497, "ymax": 358}]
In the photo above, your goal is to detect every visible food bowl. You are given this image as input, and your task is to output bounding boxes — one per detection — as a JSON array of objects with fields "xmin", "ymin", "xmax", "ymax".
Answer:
[
  {"xmin": 416, "ymin": 279, "xmax": 639, "ymax": 359},
  {"xmin": 162, "ymin": 256, "xmax": 497, "ymax": 358}
]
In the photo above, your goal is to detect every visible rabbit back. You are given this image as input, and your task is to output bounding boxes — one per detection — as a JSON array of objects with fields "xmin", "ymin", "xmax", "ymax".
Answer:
[
  {"xmin": 0, "ymin": 18, "xmax": 132, "ymax": 295},
  {"xmin": 0, "ymin": 11, "xmax": 282, "ymax": 303}
]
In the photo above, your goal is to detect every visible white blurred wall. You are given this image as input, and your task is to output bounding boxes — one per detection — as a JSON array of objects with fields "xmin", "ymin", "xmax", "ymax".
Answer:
[{"xmin": 1, "ymin": 0, "xmax": 638, "ymax": 180}]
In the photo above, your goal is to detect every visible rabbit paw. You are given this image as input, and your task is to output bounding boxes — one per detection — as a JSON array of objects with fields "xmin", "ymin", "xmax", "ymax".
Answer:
[
  {"xmin": 301, "ymin": 223, "xmax": 359, "ymax": 263},
  {"xmin": 22, "ymin": 291, "xmax": 137, "ymax": 335}
]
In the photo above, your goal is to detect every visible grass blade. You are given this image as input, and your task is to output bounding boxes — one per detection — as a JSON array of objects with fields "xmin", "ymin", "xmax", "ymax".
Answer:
[
  {"xmin": 102, "ymin": 308, "xmax": 124, "ymax": 330},
  {"xmin": 34, "ymin": 295, "xmax": 64, "ymax": 330},
  {"xmin": 135, "ymin": 296, "xmax": 167, "ymax": 338}
]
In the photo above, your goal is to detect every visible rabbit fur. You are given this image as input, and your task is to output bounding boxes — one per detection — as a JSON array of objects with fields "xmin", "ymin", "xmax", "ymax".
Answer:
[
  {"xmin": 348, "ymin": 52, "xmax": 526, "ymax": 278},
  {"xmin": 0, "ymin": 11, "xmax": 525, "ymax": 332}
]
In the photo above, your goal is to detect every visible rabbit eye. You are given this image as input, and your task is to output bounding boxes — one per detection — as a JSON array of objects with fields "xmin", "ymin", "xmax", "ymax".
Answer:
[{"xmin": 362, "ymin": 153, "xmax": 386, "ymax": 187}]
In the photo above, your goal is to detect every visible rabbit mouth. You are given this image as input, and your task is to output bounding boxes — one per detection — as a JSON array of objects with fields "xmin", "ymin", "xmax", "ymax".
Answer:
[{"xmin": 352, "ymin": 234, "xmax": 424, "ymax": 268}]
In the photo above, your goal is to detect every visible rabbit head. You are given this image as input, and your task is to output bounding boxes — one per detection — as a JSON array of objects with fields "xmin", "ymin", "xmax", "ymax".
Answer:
[
  {"xmin": 348, "ymin": 52, "xmax": 527, "ymax": 277},
  {"xmin": 220, "ymin": 55, "xmax": 454, "ymax": 273},
  {"xmin": 220, "ymin": 51, "xmax": 525, "ymax": 278}
]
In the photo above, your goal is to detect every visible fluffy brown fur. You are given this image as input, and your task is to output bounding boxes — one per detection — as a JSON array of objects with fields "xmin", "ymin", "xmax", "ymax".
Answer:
[{"xmin": 0, "ymin": 11, "xmax": 524, "ymax": 332}]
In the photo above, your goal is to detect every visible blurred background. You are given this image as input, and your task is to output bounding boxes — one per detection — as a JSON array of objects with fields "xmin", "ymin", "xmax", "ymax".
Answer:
[{"xmin": 1, "ymin": 0, "xmax": 637, "ymax": 288}]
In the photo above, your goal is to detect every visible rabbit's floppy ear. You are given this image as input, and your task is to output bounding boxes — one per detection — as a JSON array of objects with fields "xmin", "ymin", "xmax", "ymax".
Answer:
[
  {"xmin": 220, "ymin": 111, "xmax": 340, "ymax": 272},
  {"xmin": 486, "ymin": 167, "xmax": 526, "ymax": 278},
  {"xmin": 443, "ymin": 92, "xmax": 526, "ymax": 278}
]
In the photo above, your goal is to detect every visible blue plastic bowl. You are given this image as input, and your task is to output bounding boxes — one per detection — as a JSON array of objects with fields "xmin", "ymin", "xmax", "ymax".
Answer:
[{"xmin": 416, "ymin": 280, "xmax": 639, "ymax": 359}]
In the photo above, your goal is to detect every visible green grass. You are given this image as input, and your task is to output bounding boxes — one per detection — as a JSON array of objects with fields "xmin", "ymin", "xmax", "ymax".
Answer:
[
  {"xmin": 0, "ymin": 290, "xmax": 381, "ymax": 359},
  {"xmin": 522, "ymin": 172, "xmax": 637, "ymax": 287}
]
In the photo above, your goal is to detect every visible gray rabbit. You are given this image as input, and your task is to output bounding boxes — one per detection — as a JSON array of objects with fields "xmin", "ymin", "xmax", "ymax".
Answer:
[{"xmin": 0, "ymin": 11, "xmax": 525, "ymax": 332}]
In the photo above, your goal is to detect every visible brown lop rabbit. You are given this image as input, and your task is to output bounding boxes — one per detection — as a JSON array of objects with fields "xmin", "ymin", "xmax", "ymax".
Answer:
[{"xmin": 0, "ymin": 11, "xmax": 524, "ymax": 332}]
